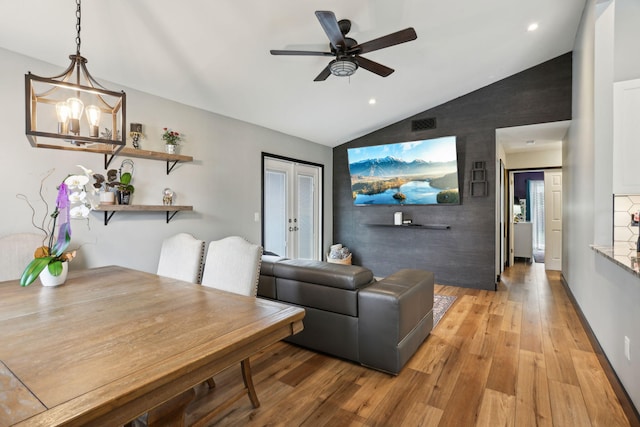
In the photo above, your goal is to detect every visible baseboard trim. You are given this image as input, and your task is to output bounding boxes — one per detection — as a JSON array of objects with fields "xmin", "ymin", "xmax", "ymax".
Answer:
[{"xmin": 560, "ymin": 273, "xmax": 640, "ymax": 426}]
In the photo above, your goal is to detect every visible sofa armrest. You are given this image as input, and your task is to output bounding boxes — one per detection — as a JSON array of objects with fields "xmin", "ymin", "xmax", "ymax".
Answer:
[{"xmin": 358, "ymin": 269, "xmax": 434, "ymax": 374}]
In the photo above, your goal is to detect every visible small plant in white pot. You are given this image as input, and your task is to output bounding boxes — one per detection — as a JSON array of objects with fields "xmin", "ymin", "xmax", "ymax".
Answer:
[{"xmin": 162, "ymin": 127, "xmax": 182, "ymax": 154}]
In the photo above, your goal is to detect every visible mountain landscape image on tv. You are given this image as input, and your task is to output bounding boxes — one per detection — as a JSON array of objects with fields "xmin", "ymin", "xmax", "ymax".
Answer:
[{"xmin": 347, "ymin": 136, "xmax": 460, "ymax": 205}]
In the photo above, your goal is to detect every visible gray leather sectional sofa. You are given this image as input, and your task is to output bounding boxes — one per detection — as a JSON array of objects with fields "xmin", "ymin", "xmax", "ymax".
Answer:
[{"xmin": 257, "ymin": 255, "xmax": 434, "ymax": 374}]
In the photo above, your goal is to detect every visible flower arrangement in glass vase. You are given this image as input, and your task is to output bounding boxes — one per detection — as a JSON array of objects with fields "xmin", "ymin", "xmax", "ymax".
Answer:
[
  {"xmin": 17, "ymin": 166, "xmax": 96, "ymax": 287},
  {"xmin": 161, "ymin": 127, "xmax": 182, "ymax": 154}
]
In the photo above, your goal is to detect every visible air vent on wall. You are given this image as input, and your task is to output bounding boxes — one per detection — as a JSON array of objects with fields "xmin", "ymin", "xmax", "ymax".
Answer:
[{"xmin": 411, "ymin": 117, "xmax": 437, "ymax": 132}]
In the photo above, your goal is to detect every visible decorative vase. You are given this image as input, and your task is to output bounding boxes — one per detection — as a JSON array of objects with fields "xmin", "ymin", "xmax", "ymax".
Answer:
[
  {"xmin": 165, "ymin": 144, "xmax": 176, "ymax": 154},
  {"xmin": 39, "ymin": 262, "xmax": 68, "ymax": 287},
  {"xmin": 118, "ymin": 190, "xmax": 132, "ymax": 205},
  {"xmin": 100, "ymin": 191, "xmax": 115, "ymax": 205}
]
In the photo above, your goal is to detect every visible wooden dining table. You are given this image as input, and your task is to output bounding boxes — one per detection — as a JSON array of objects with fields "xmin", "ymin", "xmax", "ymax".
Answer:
[{"xmin": 0, "ymin": 265, "xmax": 305, "ymax": 426}]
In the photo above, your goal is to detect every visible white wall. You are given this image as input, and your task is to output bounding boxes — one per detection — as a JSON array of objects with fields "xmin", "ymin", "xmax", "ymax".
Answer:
[
  {"xmin": 505, "ymin": 148, "xmax": 562, "ymax": 170},
  {"xmin": 565, "ymin": 0, "xmax": 640, "ymax": 409},
  {"xmin": 0, "ymin": 47, "xmax": 333, "ymax": 275},
  {"xmin": 614, "ymin": 0, "xmax": 640, "ymax": 82}
]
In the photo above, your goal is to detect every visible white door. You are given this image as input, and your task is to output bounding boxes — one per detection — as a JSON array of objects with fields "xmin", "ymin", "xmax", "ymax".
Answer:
[
  {"xmin": 263, "ymin": 157, "xmax": 322, "ymax": 260},
  {"xmin": 544, "ymin": 169, "xmax": 562, "ymax": 270}
]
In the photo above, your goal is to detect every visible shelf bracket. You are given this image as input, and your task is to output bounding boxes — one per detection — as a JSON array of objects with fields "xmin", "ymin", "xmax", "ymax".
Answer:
[
  {"xmin": 166, "ymin": 160, "xmax": 180, "ymax": 175},
  {"xmin": 166, "ymin": 211, "xmax": 179, "ymax": 223},
  {"xmin": 103, "ymin": 211, "xmax": 116, "ymax": 226},
  {"xmin": 103, "ymin": 145, "xmax": 126, "ymax": 169}
]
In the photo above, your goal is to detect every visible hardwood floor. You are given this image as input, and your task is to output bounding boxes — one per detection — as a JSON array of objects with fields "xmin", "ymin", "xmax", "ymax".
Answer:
[{"xmin": 185, "ymin": 261, "xmax": 637, "ymax": 426}]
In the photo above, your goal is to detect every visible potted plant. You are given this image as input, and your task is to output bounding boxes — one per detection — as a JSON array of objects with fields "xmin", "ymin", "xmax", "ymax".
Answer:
[
  {"xmin": 162, "ymin": 127, "xmax": 182, "ymax": 154},
  {"xmin": 93, "ymin": 160, "xmax": 135, "ymax": 205},
  {"xmin": 115, "ymin": 170, "xmax": 135, "ymax": 205},
  {"xmin": 93, "ymin": 168, "xmax": 118, "ymax": 205},
  {"xmin": 18, "ymin": 167, "xmax": 95, "ymax": 287}
]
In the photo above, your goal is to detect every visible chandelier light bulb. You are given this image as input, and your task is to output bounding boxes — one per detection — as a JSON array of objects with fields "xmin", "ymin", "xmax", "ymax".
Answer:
[
  {"xmin": 85, "ymin": 105, "xmax": 101, "ymax": 137},
  {"xmin": 67, "ymin": 97, "xmax": 84, "ymax": 135},
  {"xmin": 55, "ymin": 101, "xmax": 70, "ymax": 134}
]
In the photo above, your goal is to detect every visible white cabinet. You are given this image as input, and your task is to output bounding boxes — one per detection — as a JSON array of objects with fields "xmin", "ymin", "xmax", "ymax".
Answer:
[
  {"xmin": 514, "ymin": 222, "xmax": 533, "ymax": 260},
  {"xmin": 613, "ymin": 79, "xmax": 640, "ymax": 194}
]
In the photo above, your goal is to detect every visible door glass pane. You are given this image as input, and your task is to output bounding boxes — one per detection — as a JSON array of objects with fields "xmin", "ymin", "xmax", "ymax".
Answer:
[
  {"xmin": 297, "ymin": 174, "xmax": 314, "ymax": 259},
  {"xmin": 264, "ymin": 170, "xmax": 287, "ymax": 257}
]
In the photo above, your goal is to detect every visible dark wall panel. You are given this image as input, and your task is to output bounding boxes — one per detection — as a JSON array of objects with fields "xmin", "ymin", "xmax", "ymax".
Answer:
[{"xmin": 332, "ymin": 53, "xmax": 572, "ymax": 290}]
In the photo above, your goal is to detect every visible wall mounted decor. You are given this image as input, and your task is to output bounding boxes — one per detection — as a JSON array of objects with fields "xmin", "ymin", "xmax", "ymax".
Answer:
[{"xmin": 470, "ymin": 161, "xmax": 488, "ymax": 197}]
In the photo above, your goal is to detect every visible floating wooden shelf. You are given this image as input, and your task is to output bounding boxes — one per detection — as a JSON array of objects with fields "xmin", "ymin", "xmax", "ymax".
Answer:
[
  {"xmin": 366, "ymin": 223, "xmax": 451, "ymax": 230},
  {"xmin": 103, "ymin": 147, "xmax": 193, "ymax": 174},
  {"xmin": 95, "ymin": 204, "xmax": 193, "ymax": 225},
  {"xmin": 30, "ymin": 142, "xmax": 193, "ymax": 174}
]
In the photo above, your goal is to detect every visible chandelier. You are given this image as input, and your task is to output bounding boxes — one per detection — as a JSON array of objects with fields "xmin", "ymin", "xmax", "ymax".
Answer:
[{"xmin": 25, "ymin": 0, "xmax": 126, "ymax": 152}]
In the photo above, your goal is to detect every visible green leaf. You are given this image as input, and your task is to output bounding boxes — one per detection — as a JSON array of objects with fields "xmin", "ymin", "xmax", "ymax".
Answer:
[
  {"xmin": 120, "ymin": 172, "xmax": 132, "ymax": 185},
  {"xmin": 47, "ymin": 260, "xmax": 63, "ymax": 276},
  {"xmin": 20, "ymin": 256, "xmax": 54, "ymax": 286}
]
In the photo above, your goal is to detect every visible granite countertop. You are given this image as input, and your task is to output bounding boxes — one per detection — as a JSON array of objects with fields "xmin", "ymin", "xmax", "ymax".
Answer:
[{"xmin": 591, "ymin": 245, "xmax": 640, "ymax": 278}]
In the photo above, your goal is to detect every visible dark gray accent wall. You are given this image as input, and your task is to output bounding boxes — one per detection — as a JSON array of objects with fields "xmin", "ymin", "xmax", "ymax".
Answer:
[{"xmin": 333, "ymin": 53, "xmax": 572, "ymax": 290}]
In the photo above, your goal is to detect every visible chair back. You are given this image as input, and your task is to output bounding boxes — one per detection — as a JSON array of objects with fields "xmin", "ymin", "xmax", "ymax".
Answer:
[
  {"xmin": 201, "ymin": 236, "xmax": 263, "ymax": 296},
  {"xmin": 0, "ymin": 233, "xmax": 45, "ymax": 282},
  {"xmin": 157, "ymin": 233, "xmax": 206, "ymax": 283}
]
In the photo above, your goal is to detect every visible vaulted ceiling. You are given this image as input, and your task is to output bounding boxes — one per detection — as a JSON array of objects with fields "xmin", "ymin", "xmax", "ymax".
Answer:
[{"xmin": 0, "ymin": 1, "xmax": 586, "ymax": 147}]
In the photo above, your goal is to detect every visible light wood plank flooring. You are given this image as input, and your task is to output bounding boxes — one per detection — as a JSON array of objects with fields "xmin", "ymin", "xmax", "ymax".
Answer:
[{"xmin": 185, "ymin": 261, "xmax": 637, "ymax": 426}]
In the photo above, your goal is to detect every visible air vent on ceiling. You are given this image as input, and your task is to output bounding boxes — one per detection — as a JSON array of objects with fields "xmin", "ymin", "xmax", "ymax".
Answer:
[{"xmin": 411, "ymin": 117, "xmax": 437, "ymax": 132}]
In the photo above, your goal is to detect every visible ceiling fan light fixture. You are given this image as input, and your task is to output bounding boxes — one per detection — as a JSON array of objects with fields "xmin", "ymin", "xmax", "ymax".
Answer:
[{"xmin": 329, "ymin": 58, "xmax": 358, "ymax": 77}]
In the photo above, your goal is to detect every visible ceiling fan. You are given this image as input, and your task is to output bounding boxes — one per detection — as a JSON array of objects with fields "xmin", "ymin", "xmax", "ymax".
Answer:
[{"xmin": 270, "ymin": 11, "xmax": 417, "ymax": 81}]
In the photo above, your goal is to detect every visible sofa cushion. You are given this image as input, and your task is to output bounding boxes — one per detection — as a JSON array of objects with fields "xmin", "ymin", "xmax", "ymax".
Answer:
[
  {"xmin": 276, "ymin": 278, "xmax": 359, "ymax": 316},
  {"xmin": 273, "ymin": 259, "xmax": 373, "ymax": 290}
]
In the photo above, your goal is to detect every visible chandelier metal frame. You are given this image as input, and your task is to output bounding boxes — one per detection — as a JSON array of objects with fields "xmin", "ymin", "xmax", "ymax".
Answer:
[{"xmin": 25, "ymin": 0, "xmax": 126, "ymax": 153}]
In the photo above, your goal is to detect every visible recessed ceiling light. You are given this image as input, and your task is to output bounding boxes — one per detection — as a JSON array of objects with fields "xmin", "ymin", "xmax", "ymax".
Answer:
[
  {"xmin": 528, "ymin": 22, "xmax": 539, "ymax": 32},
  {"xmin": 369, "ymin": 98, "xmax": 376, "ymax": 105}
]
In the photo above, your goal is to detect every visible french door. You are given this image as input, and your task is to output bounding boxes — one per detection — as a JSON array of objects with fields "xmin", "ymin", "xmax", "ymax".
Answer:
[{"xmin": 263, "ymin": 155, "xmax": 322, "ymax": 260}]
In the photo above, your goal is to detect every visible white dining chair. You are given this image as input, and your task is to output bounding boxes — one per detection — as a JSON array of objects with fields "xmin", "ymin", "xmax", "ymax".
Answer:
[
  {"xmin": 201, "ymin": 236, "xmax": 264, "ymax": 410},
  {"xmin": 157, "ymin": 233, "xmax": 206, "ymax": 284},
  {"xmin": 0, "ymin": 233, "xmax": 45, "ymax": 282},
  {"xmin": 127, "ymin": 233, "xmax": 206, "ymax": 427}
]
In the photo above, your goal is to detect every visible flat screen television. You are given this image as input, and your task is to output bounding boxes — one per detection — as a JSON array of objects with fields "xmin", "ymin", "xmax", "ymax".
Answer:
[{"xmin": 347, "ymin": 136, "xmax": 460, "ymax": 205}]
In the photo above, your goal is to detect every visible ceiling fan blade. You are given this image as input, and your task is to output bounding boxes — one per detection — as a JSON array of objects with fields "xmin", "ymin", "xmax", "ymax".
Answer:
[
  {"xmin": 314, "ymin": 65, "xmax": 332, "ymax": 82},
  {"xmin": 270, "ymin": 50, "xmax": 334, "ymax": 56},
  {"xmin": 356, "ymin": 56, "xmax": 394, "ymax": 77},
  {"xmin": 350, "ymin": 28, "xmax": 417, "ymax": 55},
  {"xmin": 315, "ymin": 11, "xmax": 347, "ymax": 51}
]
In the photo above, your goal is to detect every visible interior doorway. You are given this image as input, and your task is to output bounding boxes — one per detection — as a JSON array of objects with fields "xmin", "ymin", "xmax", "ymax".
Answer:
[
  {"xmin": 495, "ymin": 120, "xmax": 568, "ymax": 278},
  {"xmin": 513, "ymin": 171, "xmax": 545, "ymax": 263},
  {"xmin": 508, "ymin": 168, "xmax": 562, "ymax": 270}
]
